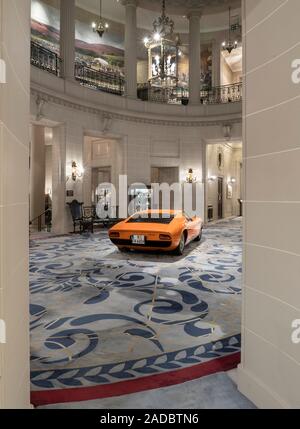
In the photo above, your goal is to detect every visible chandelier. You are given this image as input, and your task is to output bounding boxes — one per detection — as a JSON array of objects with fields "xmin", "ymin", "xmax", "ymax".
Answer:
[
  {"xmin": 153, "ymin": 0, "xmax": 174, "ymax": 40},
  {"xmin": 92, "ymin": 0, "xmax": 109, "ymax": 38},
  {"xmin": 222, "ymin": 7, "xmax": 238, "ymax": 54},
  {"xmin": 144, "ymin": 0, "xmax": 180, "ymax": 87}
]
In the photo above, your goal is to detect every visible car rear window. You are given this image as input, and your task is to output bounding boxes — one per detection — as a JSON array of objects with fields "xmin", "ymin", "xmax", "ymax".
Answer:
[{"xmin": 127, "ymin": 214, "xmax": 175, "ymax": 224}]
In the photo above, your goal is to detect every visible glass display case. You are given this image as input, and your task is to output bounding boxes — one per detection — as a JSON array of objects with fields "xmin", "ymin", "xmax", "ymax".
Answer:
[
  {"xmin": 128, "ymin": 186, "xmax": 153, "ymax": 213},
  {"xmin": 95, "ymin": 185, "xmax": 117, "ymax": 218}
]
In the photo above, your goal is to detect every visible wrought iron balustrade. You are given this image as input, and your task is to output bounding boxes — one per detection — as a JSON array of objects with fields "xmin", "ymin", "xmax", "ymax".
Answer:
[
  {"xmin": 200, "ymin": 83, "xmax": 242, "ymax": 104},
  {"xmin": 30, "ymin": 41, "xmax": 241, "ymax": 105},
  {"xmin": 75, "ymin": 63, "xmax": 125, "ymax": 96},
  {"xmin": 30, "ymin": 41, "xmax": 62, "ymax": 77},
  {"xmin": 137, "ymin": 82, "xmax": 242, "ymax": 105},
  {"xmin": 137, "ymin": 84, "xmax": 189, "ymax": 105}
]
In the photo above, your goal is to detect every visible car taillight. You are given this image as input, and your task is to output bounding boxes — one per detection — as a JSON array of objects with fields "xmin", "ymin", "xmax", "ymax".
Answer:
[
  {"xmin": 110, "ymin": 232, "xmax": 120, "ymax": 238},
  {"xmin": 159, "ymin": 234, "xmax": 171, "ymax": 241}
]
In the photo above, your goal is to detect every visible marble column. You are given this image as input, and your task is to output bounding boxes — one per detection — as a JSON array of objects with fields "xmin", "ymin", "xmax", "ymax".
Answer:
[
  {"xmin": 123, "ymin": 0, "xmax": 138, "ymax": 98},
  {"xmin": 0, "ymin": 0, "xmax": 31, "ymax": 409},
  {"xmin": 188, "ymin": 10, "xmax": 202, "ymax": 105},
  {"xmin": 30, "ymin": 125, "xmax": 46, "ymax": 223},
  {"xmin": 51, "ymin": 125, "xmax": 68, "ymax": 234},
  {"xmin": 83, "ymin": 139, "xmax": 93, "ymax": 206},
  {"xmin": 60, "ymin": 0, "xmax": 75, "ymax": 80},
  {"xmin": 212, "ymin": 38, "xmax": 221, "ymax": 88},
  {"xmin": 239, "ymin": 0, "xmax": 300, "ymax": 409}
]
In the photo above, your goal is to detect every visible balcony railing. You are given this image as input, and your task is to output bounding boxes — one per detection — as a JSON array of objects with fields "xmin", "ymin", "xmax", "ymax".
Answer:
[
  {"xmin": 30, "ymin": 41, "xmax": 242, "ymax": 105},
  {"xmin": 137, "ymin": 82, "xmax": 242, "ymax": 105},
  {"xmin": 137, "ymin": 84, "xmax": 190, "ymax": 105},
  {"xmin": 200, "ymin": 83, "xmax": 243, "ymax": 104},
  {"xmin": 30, "ymin": 41, "xmax": 62, "ymax": 77},
  {"xmin": 75, "ymin": 63, "xmax": 125, "ymax": 96}
]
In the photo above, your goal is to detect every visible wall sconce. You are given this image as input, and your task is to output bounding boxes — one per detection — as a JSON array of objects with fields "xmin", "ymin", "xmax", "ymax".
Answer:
[
  {"xmin": 186, "ymin": 168, "xmax": 197, "ymax": 183},
  {"xmin": 228, "ymin": 177, "xmax": 236, "ymax": 184},
  {"xmin": 71, "ymin": 161, "xmax": 84, "ymax": 181},
  {"xmin": 208, "ymin": 176, "xmax": 217, "ymax": 182},
  {"xmin": 222, "ymin": 123, "xmax": 232, "ymax": 141}
]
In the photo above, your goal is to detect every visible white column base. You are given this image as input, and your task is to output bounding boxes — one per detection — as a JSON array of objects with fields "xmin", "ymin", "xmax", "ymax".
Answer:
[{"xmin": 238, "ymin": 365, "xmax": 289, "ymax": 409}]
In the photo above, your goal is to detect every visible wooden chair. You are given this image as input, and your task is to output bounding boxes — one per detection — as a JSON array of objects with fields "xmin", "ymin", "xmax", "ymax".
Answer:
[{"xmin": 67, "ymin": 200, "xmax": 94, "ymax": 234}]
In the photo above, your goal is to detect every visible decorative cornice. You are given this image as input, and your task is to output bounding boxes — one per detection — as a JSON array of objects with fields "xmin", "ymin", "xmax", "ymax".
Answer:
[
  {"xmin": 121, "ymin": 0, "xmax": 139, "ymax": 7},
  {"xmin": 30, "ymin": 87, "xmax": 242, "ymax": 128},
  {"xmin": 186, "ymin": 9, "xmax": 204, "ymax": 19}
]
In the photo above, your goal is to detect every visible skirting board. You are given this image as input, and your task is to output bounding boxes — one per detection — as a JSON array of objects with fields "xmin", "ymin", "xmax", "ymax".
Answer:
[{"xmin": 237, "ymin": 365, "xmax": 289, "ymax": 409}]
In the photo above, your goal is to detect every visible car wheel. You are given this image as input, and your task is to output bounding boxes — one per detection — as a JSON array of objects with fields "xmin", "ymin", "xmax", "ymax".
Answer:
[
  {"xmin": 194, "ymin": 228, "xmax": 203, "ymax": 242},
  {"xmin": 175, "ymin": 233, "xmax": 186, "ymax": 255}
]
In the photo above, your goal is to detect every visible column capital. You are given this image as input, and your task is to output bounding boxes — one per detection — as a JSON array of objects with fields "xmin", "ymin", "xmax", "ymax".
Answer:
[
  {"xmin": 121, "ymin": 0, "xmax": 138, "ymax": 7},
  {"xmin": 187, "ymin": 8, "xmax": 203, "ymax": 19}
]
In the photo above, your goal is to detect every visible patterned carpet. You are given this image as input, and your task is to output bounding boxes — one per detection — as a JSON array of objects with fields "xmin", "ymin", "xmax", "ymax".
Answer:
[{"xmin": 30, "ymin": 217, "xmax": 242, "ymax": 405}]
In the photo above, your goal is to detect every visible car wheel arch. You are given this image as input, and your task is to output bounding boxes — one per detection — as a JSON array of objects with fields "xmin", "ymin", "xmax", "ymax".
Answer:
[{"xmin": 183, "ymin": 230, "xmax": 188, "ymax": 242}]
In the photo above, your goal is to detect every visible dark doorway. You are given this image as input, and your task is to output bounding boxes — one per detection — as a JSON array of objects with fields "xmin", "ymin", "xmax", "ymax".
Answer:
[
  {"xmin": 218, "ymin": 177, "xmax": 223, "ymax": 219},
  {"xmin": 151, "ymin": 167, "xmax": 179, "ymax": 210}
]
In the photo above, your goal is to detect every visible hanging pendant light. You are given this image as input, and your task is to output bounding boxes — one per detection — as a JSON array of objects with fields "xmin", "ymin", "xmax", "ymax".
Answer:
[
  {"xmin": 92, "ymin": 0, "xmax": 109, "ymax": 38},
  {"xmin": 222, "ymin": 7, "xmax": 238, "ymax": 54},
  {"xmin": 144, "ymin": 0, "xmax": 180, "ymax": 88},
  {"xmin": 152, "ymin": 0, "xmax": 174, "ymax": 39},
  {"xmin": 144, "ymin": 0, "xmax": 175, "ymax": 47}
]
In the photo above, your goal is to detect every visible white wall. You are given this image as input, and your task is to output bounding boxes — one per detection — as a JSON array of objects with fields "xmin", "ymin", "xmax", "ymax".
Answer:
[
  {"xmin": 45, "ymin": 144, "xmax": 52, "ymax": 195},
  {"xmin": 83, "ymin": 136, "xmax": 125, "ymax": 205},
  {"xmin": 0, "ymin": 0, "xmax": 31, "ymax": 408},
  {"xmin": 238, "ymin": 0, "xmax": 300, "ymax": 409},
  {"xmin": 137, "ymin": 60, "xmax": 148, "ymax": 83}
]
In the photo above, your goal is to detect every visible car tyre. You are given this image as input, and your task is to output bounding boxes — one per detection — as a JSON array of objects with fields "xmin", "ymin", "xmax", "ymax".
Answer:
[
  {"xmin": 194, "ymin": 228, "xmax": 203, "ymax": 242},
  {"xmin": 175, "ymin": 233, "xmax": 186, "ymax": 256}
]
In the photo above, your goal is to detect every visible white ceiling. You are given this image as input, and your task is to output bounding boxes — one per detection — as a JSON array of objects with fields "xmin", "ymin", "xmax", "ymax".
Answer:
[
  {"xmin": 137, "ymin": 0, "xmax": 241, "ymax": 14},
  {"xmin": 227, "ymin": 141, "xmax": 242, "ymax": 149},
  {"xmin": 75, "ymin": 0, "xmax": 241, "ymax": 33}
]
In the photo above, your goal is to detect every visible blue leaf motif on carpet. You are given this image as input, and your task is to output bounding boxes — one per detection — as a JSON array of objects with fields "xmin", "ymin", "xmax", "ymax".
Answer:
[
  {"xmin": 125, "ymin": 329, "xmax": 164, "ymax": 352},
  {"xmin": 30, "ymin": 218, "xmax": 242, "ymax": 391},
  {"xmin": 42, "ymin": 329, "xmax": 99, "ymax": 364},
  {"xmin": 84, "ymin": 290, "xmax": 110, "ymax": 305}
]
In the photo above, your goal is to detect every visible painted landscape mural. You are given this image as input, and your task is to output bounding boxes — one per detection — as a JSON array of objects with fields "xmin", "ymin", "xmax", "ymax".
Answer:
[
  {"xmin": 31, "ymin": 0, "xmax": 60, "ymax": 53},
  {"xmin": 31, "ymin": 0, "xmax": 125, "ymax": 72}
]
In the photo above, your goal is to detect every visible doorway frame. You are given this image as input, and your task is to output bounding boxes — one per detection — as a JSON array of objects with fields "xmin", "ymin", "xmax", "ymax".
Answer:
[
  {"xmin": 203, "ymin": 138, "xmax": 242, "ymax": 224},
  {"xmin": 217, "ymin": 176, "xmax": 224, "ymax": 220}
]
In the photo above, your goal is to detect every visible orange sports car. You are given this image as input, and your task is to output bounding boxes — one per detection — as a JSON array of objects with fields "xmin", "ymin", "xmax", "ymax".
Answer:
[{"xmin": 109, "ymin": 210, "xmax": 203, "ymax": 255}]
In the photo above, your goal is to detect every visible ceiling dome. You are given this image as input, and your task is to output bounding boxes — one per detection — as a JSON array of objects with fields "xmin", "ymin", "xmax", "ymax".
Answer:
[
  {"xmin": 137, "ymin": 0, "xmax": 241, "ymax": 15},
  {"xmin": 76, "ymin": 0, "xmax": 241, "ymax": 33}
]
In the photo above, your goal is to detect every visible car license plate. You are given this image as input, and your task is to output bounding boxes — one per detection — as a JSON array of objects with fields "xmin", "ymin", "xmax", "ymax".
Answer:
[{"xmin": 131, "ymin": 235, "xmax": 145, "ymax": 245}]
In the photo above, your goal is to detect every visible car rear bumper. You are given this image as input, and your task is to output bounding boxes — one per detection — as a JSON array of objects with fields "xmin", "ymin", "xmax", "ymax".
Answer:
[{"xmin": 110, "ymin": 238, "xmax": 173, "ymax": 249}]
